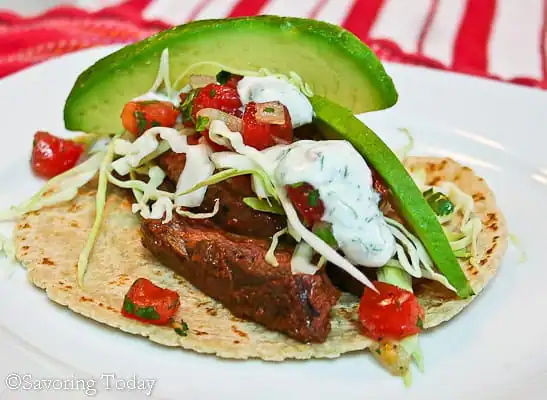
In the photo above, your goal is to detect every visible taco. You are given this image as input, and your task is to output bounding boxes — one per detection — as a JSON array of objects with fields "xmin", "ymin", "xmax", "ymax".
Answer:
[{"xmin": 2, "ymin": 16, "xmax": 507, "ymax": 382}]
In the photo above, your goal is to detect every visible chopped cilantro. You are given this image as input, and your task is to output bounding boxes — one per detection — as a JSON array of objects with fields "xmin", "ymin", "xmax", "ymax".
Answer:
[
  {"xmin": 150, "ymin": 121, "xmax": 161, "ymax": 128},
  {"xmin": 307, "ymin": 189, "xmax": 319, "ymax": 207},
  {"xmin": 181, "ymin": 90, "xmax": 198, "ymax": 124},
  {"xmin": 123, "ymin": 298, "xmax": 135, "ymax": 314},
  {"xmin": 209, "ymin": 88, "xmax": 216, "ymax": 98},
  {"xmin": 174, "ymin": 320, "xmax": 189, "ymax": 337},
  {"xmin": 195, "ymin": 116, "xmax": 210, "ymax": 132},
  {"xmin": 216, "ymin": 70, "xmax": 231, "ymax": 85},
  {"xmin": 134, "ymin": 306, "xmax": 160, "ymax": 321},
  {"xmin": 264, "ymin": 107, "xmax": 275, "ymax": 113},
  {"xmin": 290, "ymin": 182, "xmax": 304, "ymax": 188},
  {"xmin": 417, "ymin": 317, "xmax": 424, "ymax": 329},
  {"xmin": 375, "ymin": 348, "xmax": 382, "ymax": 355},
  {"xmin": 134, "ymin": 110, "xmax": 147, "ymax": 134}
]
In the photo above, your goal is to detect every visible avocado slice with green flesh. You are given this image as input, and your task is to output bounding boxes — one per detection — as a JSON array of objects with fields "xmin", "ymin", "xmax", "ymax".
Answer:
[
  {"xmin": 311, "ymin": 95, "xmax": 474, "ymax": 299},
  {"xmin": 64, "ymin": 16, "xmax": 398, "ymax": 134}
]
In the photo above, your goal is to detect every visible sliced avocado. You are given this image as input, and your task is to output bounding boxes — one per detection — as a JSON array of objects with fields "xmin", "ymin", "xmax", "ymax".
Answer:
[
  {"xmin": 64, "ymin": 16, "xmax": 398, "ymax": 133},
  {"xmin": 311, "ymin": 95, "xmax": 474, "ymax": 299}
]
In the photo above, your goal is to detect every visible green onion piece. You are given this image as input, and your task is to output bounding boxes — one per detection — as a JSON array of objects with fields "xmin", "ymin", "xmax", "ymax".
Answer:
[
  {"xmin": 243, "ymin": 197, "xmax": 285, "ymax": 215},
  {"xmin": 424, "ymin": 189, "xmax": 455, "ymax": 216},
  {"xmin": 312, "ymin": 222, "xmax": 338, "ymax": 248},
  {"xmin": 195, "ymin": 116, "xmax": 210, "ymax": 132},
  {"xmin": 77, "ymin": 134, "xmax": 120, "ymax": 287},
  {"xmin": 216, "ymin": 70, "xmax": 231, "ymax": 84}
]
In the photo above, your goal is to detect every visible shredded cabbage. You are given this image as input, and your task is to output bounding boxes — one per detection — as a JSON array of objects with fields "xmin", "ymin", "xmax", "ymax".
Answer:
[
  {"xmin": 211, "ymin": 152, "xmax": 253, "ymax": 170},
  {"xmin": 175, "ymin": 143, "xmax": 215, "ymax": 208},
  {"xmin": 112, "ymin": 127, "xmax": 190, "ymax": 176},
  {"xmin": 0, "ymin": 233, "xmax": 15, "ymax": 263},
  {"xmin": 176, "ymin": 198, "xmax": 220, "ymax": 219},
  {"xmin": 135, "ymin": 48, "xmax": 179, "ymax": 105},
  {"xmin": 290, "ymin": 241, "xmax": 318, "ymax": 274},
  {"xmin": 265, "ymin": 228, "xmax": 288, "ymax": 267},
  {"xmin": 509, "ymin": 233, "xmax": 527, "ymax": 264},
  {"xmin": 384, "ymin": 217, "xmax": 456, "ymax": 292},
  {"xmin": 77, "ymin": 138, "xmax": 118, "ymax": 287},
  {"xmin": 396, "ymin": 128, "xmax": 414, "ymax": 160},
  {"xmin": 0, "ymin": 151, "xmax": 105, "ymax": 221},
  {"xmin": 0, "ymin": 233, "xmax": 18, "ymax": 280},
  {"xmin": 151, "ymin": 197, "xmax": 174, "ymax": 223},
  {"xmin": 438, "ymin": 181, "xmax": 475, "ymax": 227},
  {"xmin": 72, "ymin": 131, "xmax": 115, "ymax": 151},
  {"xmin": 410, "ymin": 168, "xmax": 483, "ymax": 266},
  {"xmin": 108, "ymin": 172, "xmax": 174, "ymax": 200},
  {"xmin": 130, "ymin": 167, "xmax": 173, "ymax": 223}
]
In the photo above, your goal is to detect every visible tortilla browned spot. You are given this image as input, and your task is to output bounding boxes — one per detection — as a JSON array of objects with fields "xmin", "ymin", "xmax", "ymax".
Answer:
[{"xmin": 13, "ymin": 157, "xmax": 507, "ymax": 362}]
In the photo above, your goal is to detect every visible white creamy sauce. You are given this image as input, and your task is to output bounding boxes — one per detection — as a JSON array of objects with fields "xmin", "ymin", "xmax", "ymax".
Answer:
[
  {"xmin": 237, "ymin": 76, "xmax": 314, "ymax": 129},
  {"xmin": 273, "ymin": 140, "xmax": 396, "ymax": 267}
]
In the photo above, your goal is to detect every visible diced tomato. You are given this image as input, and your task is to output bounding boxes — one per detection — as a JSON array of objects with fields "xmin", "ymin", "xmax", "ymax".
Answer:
[
  {"xmin": 121, "ymin": 278, "xmax": 180, "ymax": 326},
  {"xmin": 286, "ymin": 182, "xmax": 325, "ymax": 227},
  {"xmin": 191, "ymin": 83, "xmax": 242, "ymax": 121},
  {"xmin": 31, "ymin": 131, "xmax": 85, "ymax": 179},
  {"xmin": 359, "ymin": 281, "xmax": 424, "ymax": 341},
  {"xmin": 241, "ymin": 102, "xmax": 293, "ymax": 150},
  {"xmin": 371, "ymin": 169, "xmax": 389, "ymax": 199},
  {"xmin": 186, "ymin": 134, "xmax": 200, "ymax": 145},
  {"xmin": 121, "ymin": 101, "xmax": 180, "ymax": 135}
]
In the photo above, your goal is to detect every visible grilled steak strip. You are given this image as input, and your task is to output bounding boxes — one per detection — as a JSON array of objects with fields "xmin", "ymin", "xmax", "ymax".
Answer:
[{"xmin": 141, "ymin": 215, "xmax": 340, "ymax": 343}]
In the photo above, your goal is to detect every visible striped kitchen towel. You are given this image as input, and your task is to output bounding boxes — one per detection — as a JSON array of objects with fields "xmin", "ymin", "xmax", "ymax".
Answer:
[{"xmin": 0, "ymin": 0, "xmax": 545, "ymax": 89}]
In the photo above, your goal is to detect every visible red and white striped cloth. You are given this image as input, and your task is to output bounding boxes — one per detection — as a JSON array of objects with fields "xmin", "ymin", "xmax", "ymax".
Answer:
[{"xmin": 0, "ymin": 0, "xmax": 546, "ymax": 89}]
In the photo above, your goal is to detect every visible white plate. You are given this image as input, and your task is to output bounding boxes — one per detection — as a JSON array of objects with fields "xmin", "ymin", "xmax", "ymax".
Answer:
[{"xmin": 0, "ymin": 45, "xmax": 545, "ymax": 400}]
